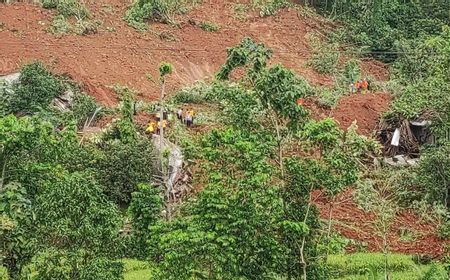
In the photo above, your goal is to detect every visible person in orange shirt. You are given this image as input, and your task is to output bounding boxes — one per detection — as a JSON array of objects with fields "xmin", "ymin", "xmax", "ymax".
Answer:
[
  {"xmin": 361, "ymin": 78, "xmax": 369, "ymax": 94},
  {"xmin": 355, "ymin": 80, "xmax": 361, "ymax": 94}
]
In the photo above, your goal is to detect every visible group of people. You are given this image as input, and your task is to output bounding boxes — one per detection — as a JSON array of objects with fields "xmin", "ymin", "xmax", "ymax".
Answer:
[
  {"xmin": 145, "ymin": 108, "xmax": 195, "ymax": 135},
  {"xmin": 177, "ymin": 108, "xmax": 195, "ymax": 127},
  {"xmin": 350, "ymin": 78, "xmax": 369, "ymax": 94},
  {"xmin": 145, "ymin": 111, "xmax": 168, "ymax": 135}
]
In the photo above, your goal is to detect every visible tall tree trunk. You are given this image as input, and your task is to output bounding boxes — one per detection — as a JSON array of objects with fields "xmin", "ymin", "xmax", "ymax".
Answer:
[
  {"xmin": 300, "ymin": 190, "xmax": 313, "ymax": 280},
  {"xmin": 159, "ymin": 80, "xmax": 171, "ymax": 221}
]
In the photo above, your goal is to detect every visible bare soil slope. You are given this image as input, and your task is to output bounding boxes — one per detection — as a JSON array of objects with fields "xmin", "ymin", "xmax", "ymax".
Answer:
[{"xmin": 0, "ymin": 0, "xmax": 386, "ymax": 106}]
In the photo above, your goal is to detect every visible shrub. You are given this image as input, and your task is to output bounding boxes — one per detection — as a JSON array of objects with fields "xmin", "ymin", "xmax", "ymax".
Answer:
[
  {"xmin": 0, "ymin": 81, "xmax": 14, "ymax": 116},
  {"xmin": 12, "ymin": 62, "xmax": 65, "ymax": 114},
  {"xmin": 42, "ymin": 0, "xmax": 90, "ymax": 19},
  {"xmin": 438, "ymin": 220, "xmax": 450, "ymax": 240},
  {"xmin": 251, "ymin": 0, "xmax": 291, "ymax": 17},
  {"xmin": 199, "ymin": 21, "xmax": 220, "ymax": 32},
  {"xmin": 95, "ymin": 139, "xmax": 155, "ymax": 204},
  {"xmin": 172, "ymin": 82, "xmax": 214, "ymax": 104},
  {"xmin": 47, "ymin": 14, "xmax": 71, "ymax": 34},
  {"xmin": 316, "ymin": 87, "xmax": 345, "ymax": 108},
  {"xmin": 74, "ymin": 19, "xmax": 101, "ymax": 35},
  {"xmin": 125, "ymin": 0, "xmax": 200, "ymax": 28},
  {"xmin": 307, "ymin": 34, "xmax": 340, "ymax": 74},
  {"xmin": 0, "ymin": 266, "xmax": 8, "ymax": 280},
  {"xmin": 128, "ymin": 184, "xmax": 162, "ymax": 258}
]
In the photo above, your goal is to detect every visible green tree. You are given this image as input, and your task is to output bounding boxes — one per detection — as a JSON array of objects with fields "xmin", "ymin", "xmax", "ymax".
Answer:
[
  {"xmin": 95, "ymin": 139, "xmax": 154, "ymax": 204},
  {"xmin": 216, "ymin": 37, "xmax": 272, "ymax": 81},
  {"xmin": 0, "ymin": 116, "xmax": 40, "ymax": 190},
  {"xmin": 128, "ymin": 183, "xmax": 162, "ymax": 259},
  {"xmin": 12, "ymin": 62, "xmax": 65, "ymax": 114},
  {"xmin": 0, "ymin": 182, "xmax": 35, "ymax": 274},
  {"xmin": 153, "ymin": 128, "xmax": 286, "ymax": 279},
  {"xmin": 30, "ymin": 171, "xmax": 122, "ymax": 279}
]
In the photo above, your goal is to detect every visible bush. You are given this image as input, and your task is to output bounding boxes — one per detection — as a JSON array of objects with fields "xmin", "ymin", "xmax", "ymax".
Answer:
[
  {"xmin": 251, "ymin": 0, "xmax": 291, "ymax": 17},
  {"xmin": 0, "ymin": 266, "xmax": 9, "ymax": 280},
  {"xmin": 74, "ymin": 19, "xmax": 101, "ymax": 35},
  {"xmin": 125, "ymin": 0, "xmax": 200, "ymax": 28},
  {"xmin": 70, "ymin": 91, "xmax": 101, "ymax": 127},
  {"xmin": 0, "ymin": 81, "xmax": 14, "ymax": 117},
  {"xmin": 316, "ymin": 87, "xmax": 345, "ymax": 108},
  {"xmin": 128, "ymin": 184, "xmax": 162, "ymax": 258},
  {"xmin": 95, "ymin": 139, "xmax": 155, "ymax": 204},
  {"xmin": 438, "ymin": 220, "xmax": 450, "ymax": 240},
  {"xmin": 47, "ymin": 15, "xmax": 71, "ymax": 34},
  {"xmin": 199, "ymin": 21, "xmax": 220, "ymax": 32},
  {"xmin": 42, "ymin": 0, "xmax": 90, "ymax": 19},
  {"xmin": 172, "ymin": 82, "xmax": 214, "ymax": 104},
  {"xmin": 12, "ymin": 62, "xmax": 65, "ymax": 114},
  {"xmin": 307, "ymin": 34, "xmax": 340, "ymax": 74}
]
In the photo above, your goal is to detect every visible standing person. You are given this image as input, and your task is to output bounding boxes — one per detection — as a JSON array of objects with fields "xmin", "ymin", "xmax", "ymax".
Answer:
[
  {"xmin": 361, "ymin": 78, "xmax": 368, "ymax": 94},
  {"xmin": 177, "ymin": 108, "xmax": 183, "ymax": 122},
  {"xmin": 185, "ymin": 111, "xmax": 192, "ymax": 128},
  {"xmin": 349, "ymin": 83, "xmax": 356, "ymax": 94},
  {"xmin": 355, "ymin": 80, "xmax": 361, "ymax": 94},
  {"xmin": 188, "ymin": 109, "xmax": 195, "ymax": 124},
  {"xmin": 146, "ymin": 121, "xmax": 155, "ymax": 135}
]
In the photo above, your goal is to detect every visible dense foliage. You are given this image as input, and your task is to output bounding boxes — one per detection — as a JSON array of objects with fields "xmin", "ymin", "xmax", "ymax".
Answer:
[
  {"xmin": 125, "ymin": 0, "xmax": 200, "ymax": 29},
  {"xmin": 0, "ymin": 63, "xmax": 158, "ymax": 279},
  {"xmin": 311, "ymin": 0, "xmax": 450, "ymax": 61}
]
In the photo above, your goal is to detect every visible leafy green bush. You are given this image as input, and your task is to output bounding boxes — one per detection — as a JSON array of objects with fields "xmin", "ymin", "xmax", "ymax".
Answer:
[
  {"xmin": 307, "ymin": 34, "xmax": 340, "ymax": 74},
  {"xmin": 316, "ymin": 87, "xmax": 345, "ymax": 108},
  {"xmin": 0, "ymin": 81, "xmax": 14, "ymax": 117},
  {"xmin": 41, "ymin": 0, "xmax": 90, "ymax": 19},
  {"xmin": 172, "ymin": 82, "xmax": 214, "ymax": 104},
  {"xmin": 95, "ymin": 139, "xmax": 154, "ymax": 204},
  {"xmin": 125, "ymin": 0, "xmax": 200, "ymax": 28},
  {"xmin": 251, "ymin": 0, "xmax": 291, "ymax": 17},
  {"xmin": 0, "ymin": 266, "xmax": 8, "ymax": 280},
  {"xmin": 437, "ymin": 220, "xmax": 450, "ymax": 239},
  {"xmin": 70, "ymin": 91, "xmax": 101, "ymax": 127},
  {"xmin": 42, "ymin": 0, "xmax": 97, "ymax": 35},
  {"xmin": 12, "ymin": 62, "xmax": 65, "ymax": 114},
  {"xmin": 74, "ymin": 19, "xmax": 101, "ymax": 35},
  {"xmin": 46, "ymin": 14, "xmax": 71, "ymax": 34},
  {"xmin": 128, "ymin": 184, "xmax": 162, "ymax": 258}
]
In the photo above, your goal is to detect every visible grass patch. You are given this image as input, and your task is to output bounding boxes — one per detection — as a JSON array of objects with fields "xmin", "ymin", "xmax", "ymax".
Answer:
[
  {"xmin": 122, "ymin": 259, "xmax": 157, "ymax": 280},
  {"xmin": 199, "ymin": 21, "xmax": 220, "ymax": 32},
  {"xmin": 42, "ymin": 0, "xmax": 102, "ymax": 35},
  {"xmin": 251, "ymin": 0, "xmax": 291, "ymax": 17},
  {"xmin": 232, "ymin": 3, "xmax": 249, "ymax": 21},
  {"xmin": 327, "ymin": 253, "xmax": 447, "ymax": 280}
]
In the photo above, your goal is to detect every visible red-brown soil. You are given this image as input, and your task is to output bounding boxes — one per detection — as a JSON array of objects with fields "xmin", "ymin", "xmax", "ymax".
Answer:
[
  {"xmin": 0, "ymin": 0, "xmax": 386, "ymax": 106},
  {"xmin": 331, "ymin": 92, "xmax": 391, "ymax": 135},
  {"xmin": 314, "ymin": 189, "xmax": 449, "ymax": 258},
  {"xmin": 305, "ymin": 92, "xmax": 392, "ymax": 136},
  {"xmin": 2, "ymin": 0, "xmax": 445, "ymax": 257}
]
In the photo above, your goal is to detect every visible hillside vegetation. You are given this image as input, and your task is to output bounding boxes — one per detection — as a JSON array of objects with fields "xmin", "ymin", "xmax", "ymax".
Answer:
[{"xmin": 1, "ymin": 0, "xmax": 450, "ymax": 280}]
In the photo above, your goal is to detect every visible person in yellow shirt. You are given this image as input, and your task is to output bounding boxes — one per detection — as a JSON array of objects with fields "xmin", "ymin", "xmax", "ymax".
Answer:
[{"xmin": 146, "ymin": 122, "xmax": 155, "ymax": 134}]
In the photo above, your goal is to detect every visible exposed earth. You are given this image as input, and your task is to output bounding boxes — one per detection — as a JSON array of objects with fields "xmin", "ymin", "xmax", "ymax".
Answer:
[{"xmin": 1, "ymin": 0, "xmax": 447, "ymax": 258}]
